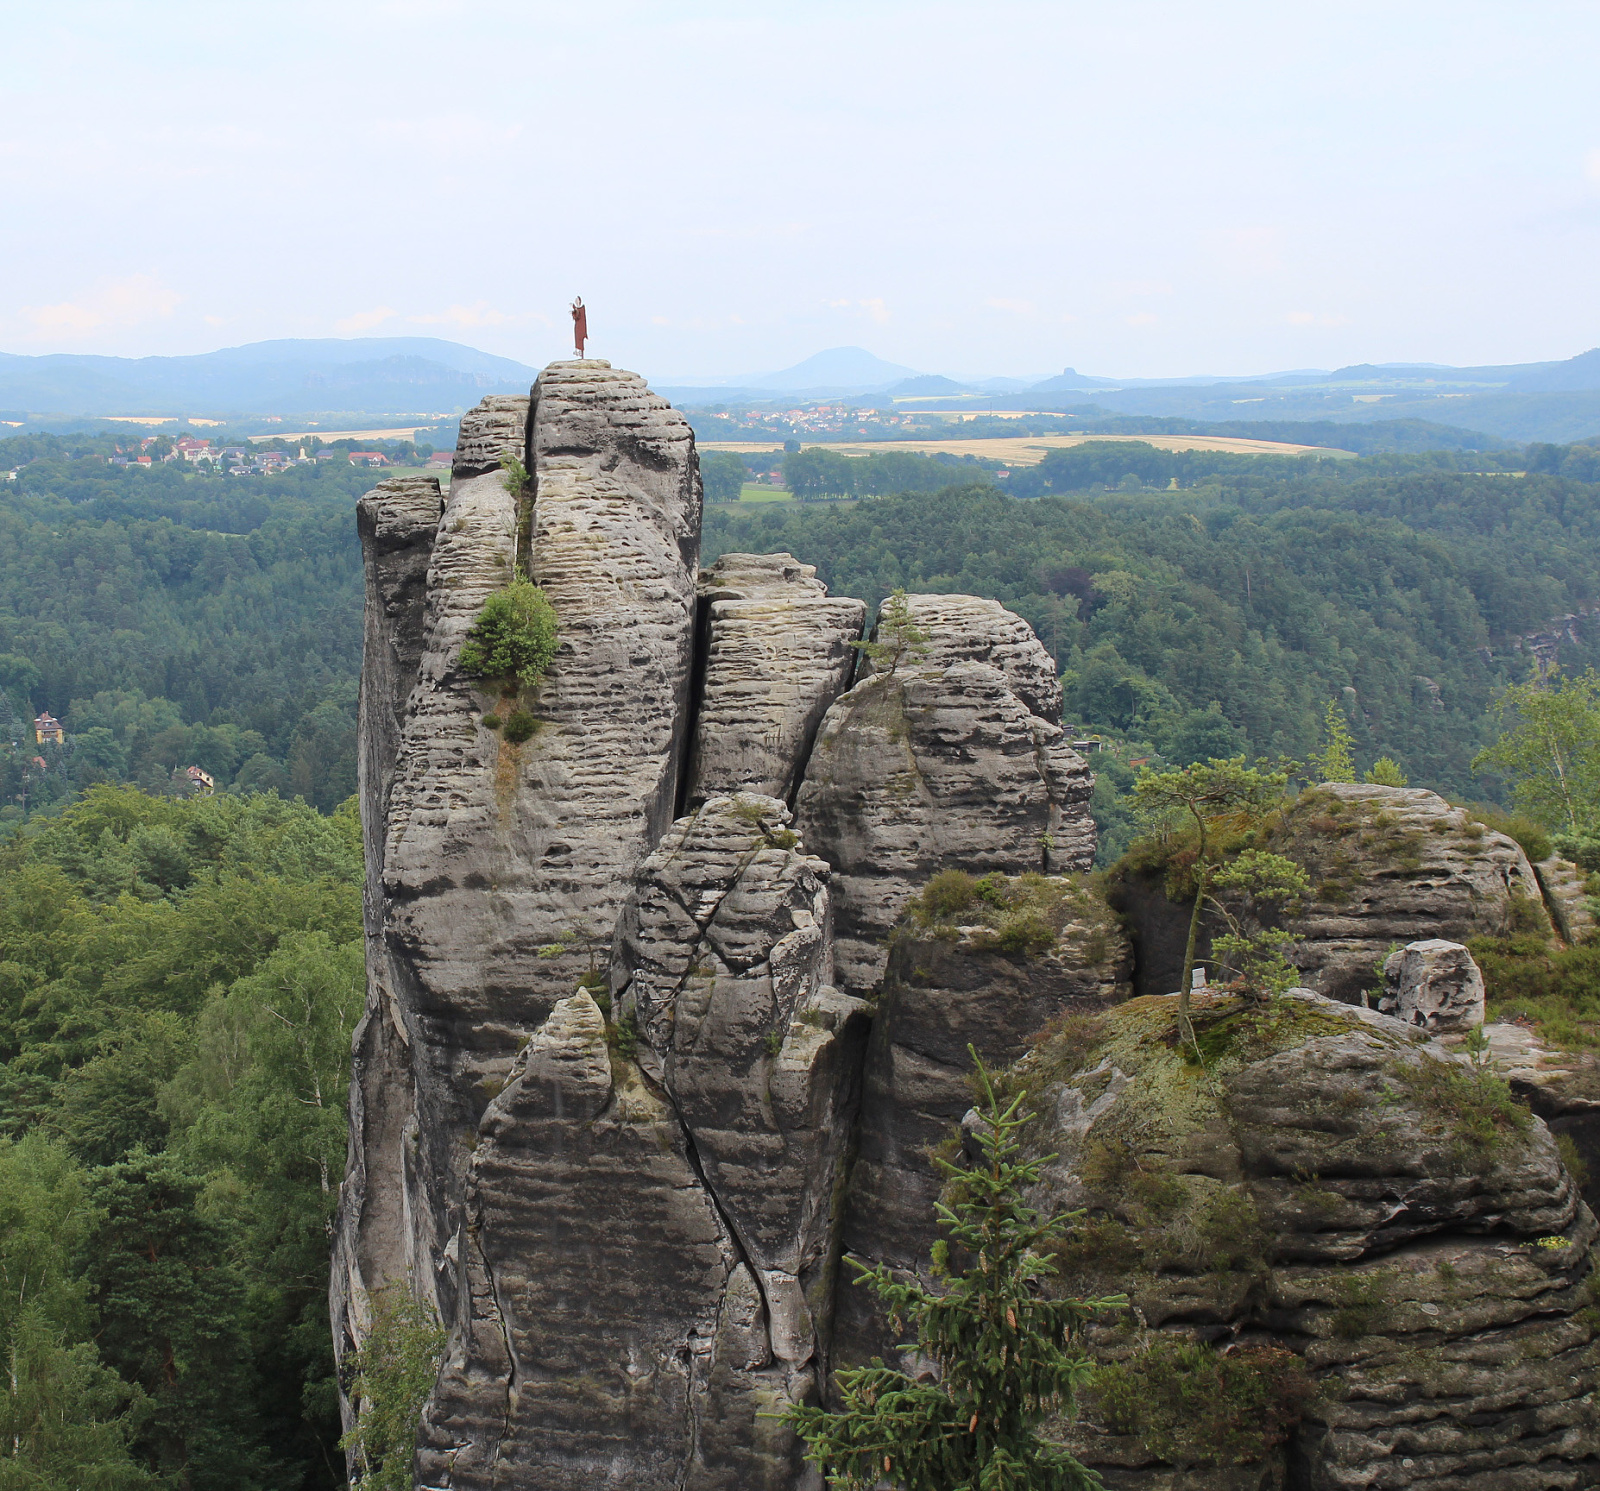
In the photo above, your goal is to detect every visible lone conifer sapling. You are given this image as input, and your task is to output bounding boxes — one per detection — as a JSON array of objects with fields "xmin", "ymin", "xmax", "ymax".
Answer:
[{"xmin": 782, "ymin": 1051, "xmax": 1122, "ymax": 1490}]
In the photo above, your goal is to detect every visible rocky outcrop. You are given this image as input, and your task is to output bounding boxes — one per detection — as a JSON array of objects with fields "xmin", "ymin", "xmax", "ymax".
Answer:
[
  {"xmin": 339, "ymin": 360, "xmax": 1600, "ymax": 1491},
  {"xmin": 1379, "ymin": 938, "xmax": 1486, "ymax": 1032},
  {"xmin": 1117, "ymin": 784, "xmax": 1551, "ymax": 1004},
  {"xmin": 334, "ymin": 472, "xmax": 450, "ymax": 1360},
  {"xmin": 835, "ymin": 872, "xmax": 1131, "ymax": 1370},
  {"xmin": 612, "ymin": 792, "xmax": 870, "ymax": 1370},
  {"xmin": 795, "ymin": 594, "xmax": 1096, "ymax": 994},
  {"xmin": 1269, "ymin": 784, "xmax": 1548, "ymax": 1003},
  {"xmin": 1536, "ymin": 853, "xmax": 1599, "ymax": 944},
  {"xmin": 419, "ymin": 990, "xmax": 805, "ymax": 1491},
  {"xmin": 1014, "ymin": 992, "xmax": 1600, "ymax": 1490},
  {"xmin": 685, "ymin": 554, "xmax": 864, "ymax": 806},
  {"xmin": 336, "ymin": 361, "xmax": 1099, "ymax": 1488},
  {"xmin": 336, "ymin": 367, "xmax": 703, "ymax": 1427},
  {"xmin": 861, "ymin": 592, "xmax": 1065, "ymax": 723}
]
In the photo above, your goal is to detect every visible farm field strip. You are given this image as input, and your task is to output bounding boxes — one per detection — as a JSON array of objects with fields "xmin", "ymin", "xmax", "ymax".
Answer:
[{"xmin": 698, "ymin": 432, "xmax": 1356, "ymax": 465}]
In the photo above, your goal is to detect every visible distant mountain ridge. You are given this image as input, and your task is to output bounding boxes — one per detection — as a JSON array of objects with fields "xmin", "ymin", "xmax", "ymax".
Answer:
[
  {"xmin": 5, "ymin": 336, "xmax": 1600, "ymax": 444},
  {"xmin": 0, "ymin": 337, "xmax": 541, "ymax": 416}
]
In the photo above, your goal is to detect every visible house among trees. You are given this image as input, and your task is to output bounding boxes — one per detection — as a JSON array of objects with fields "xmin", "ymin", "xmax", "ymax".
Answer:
[
  {"xmin": 33, "ymin": 711, "xmax": 64, "ymax": 745},
  {"xmin": 184, "ymin": 765, "xmax": 215, "ymax": 796},
  {"xmin": 347, "ymin": 450, "xmax": 390, "ymax": 467}
]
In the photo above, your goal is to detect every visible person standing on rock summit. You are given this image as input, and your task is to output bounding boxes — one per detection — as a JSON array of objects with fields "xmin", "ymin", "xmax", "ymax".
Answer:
[{"xmin": 571, "ymin": 296, "xmax": 587, "ymax": 357}]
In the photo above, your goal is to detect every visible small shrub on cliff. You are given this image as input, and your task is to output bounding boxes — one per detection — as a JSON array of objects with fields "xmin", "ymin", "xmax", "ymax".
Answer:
[
  {"xmin": 1207, "ymin": 849, "xmax": 1310, "ymax": 997},
  {"xmin": 908, "ymin": 871, "xmax": 1087, "ymax": 958},
  {"xmin": 1391, "ymin": 1053, "xmax": 1530, "ymax": 1170},
  {"xmin": 457, "ymin": 578, "xmax": 557, "ymax": 688},
  {"xmin": 1130, "ymin": 758, "xmax": 1293, "ymax": 1047},
  {"xmin": 780, "ymin": 1053, "xmax": 1121, "ymax": 1490},
  {"xmin": 1308, "ymin": 699, "xmax": 1356, "ymax": 783},
  {"xmin": 1364, "ymin": 757, "xmax": 1408, "ymax": 787},
  {"xmin": 340, "ymin": 1283, "xmax": 447, "ymax": 1491},
  {"xmin": 1462, "ymin": 802, "xmax": 1553, "ymax": 864},
  {"xmin": 915, "ymin": 869, "xmax": 979, "ymax": 923},
  {"xmin": 502, "ymin": 709, "xmax": 539, "ymax": 744}
]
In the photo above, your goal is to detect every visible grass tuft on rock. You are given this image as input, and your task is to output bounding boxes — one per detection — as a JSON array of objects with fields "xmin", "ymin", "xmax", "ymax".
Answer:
[
  {"xmin": 905, "ymin": 869, "xmax": 1112, "ymax": 960},
  {"xmin": 1083, "ymin": 1337, "xmax": 1314, "ymax": 1468}
]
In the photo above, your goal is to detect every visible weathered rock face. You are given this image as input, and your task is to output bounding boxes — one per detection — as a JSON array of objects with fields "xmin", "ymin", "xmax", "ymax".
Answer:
[
  {"xmin": 1116, "ymin": 784, "xmax": 1550, "ymax": 1004},
  {"xmin": 332, "ymin": 474, "xmax": 444, "ymax": 1374},
  {"xmin": 1537, "ymin": 853, "xmax": 1599, "ymax": 945},
  {"xmin": 335, "ymin": 363, "xmax": 1098, "ymax": 1487},
  {"xmin": 1379, "ymin": 938, "xmax": 1487, "ymax": 1032},
  {"xmin": 795, "ymin": 593, "xmax": 1095, "ymax": 994},
  {"xmin": 339, "ymin": 364, "xmax": 1600, "ymax": 1491},
  {"xmin": 1270, "ymin": 784, "xmax": 1549, "ymax": 1004},
  {"xmin": 419, "ymin": 989, "xmax": 806, "ymax": 1491},
  {"xmin": 685, "ymin": 554, "xmax": 865, "ymax": 807},
  {"xmin": 1015, "ymin": 992, "xmax": 1600, "ymax": 1490},
  {"xmin": 860, "ymin": 592, "xmax": 1065, "ymax": 723},
  {"xmin": 376, "ymin": 364, "xmax": 700, "ymax": 1254},
  {"xmin": 835, "ymin": 873, "xmax": 1131, "ymax": 1371},
  {"xmin": 612, "ymin": 792, "xmax": 870, "ymax": 1371}
]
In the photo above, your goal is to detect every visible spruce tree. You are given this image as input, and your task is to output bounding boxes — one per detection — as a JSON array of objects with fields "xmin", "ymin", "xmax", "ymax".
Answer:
[{"xmin": 783, "ymin": 1055, "xmax": 1121, "ymax": 1490}]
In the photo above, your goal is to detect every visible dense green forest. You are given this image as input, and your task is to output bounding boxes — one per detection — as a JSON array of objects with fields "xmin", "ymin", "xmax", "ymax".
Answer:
[
  {"xmin": 9, "ymin": 430, "xmax": 1600, "ymax": 853},
  {"xmin": 0, "ymin": 436, "xmax": 377, "ymax": 827},
  {"xmin": 0, "ymin": 787, "xmax": 361, "ymax": 1488}
]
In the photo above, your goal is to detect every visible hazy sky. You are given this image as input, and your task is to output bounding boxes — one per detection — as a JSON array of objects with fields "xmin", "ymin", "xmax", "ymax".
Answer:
[{"xmin": 3, "ymin": 0, "xmax": 1600, "ymax": 380}]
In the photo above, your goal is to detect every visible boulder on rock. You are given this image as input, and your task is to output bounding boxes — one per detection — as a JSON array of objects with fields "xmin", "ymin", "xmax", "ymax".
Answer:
[
  {"xmin": 1114, "ymin": 783, "xmax": 1551, "ymax": 1004},
  {"xmin": 1379, "ymin": 938, "xmax": 1486, "ymax": 1032},
  {"xmin": 1269, "ymin": 784, "xmax": 1548, "ymax": 1003}
]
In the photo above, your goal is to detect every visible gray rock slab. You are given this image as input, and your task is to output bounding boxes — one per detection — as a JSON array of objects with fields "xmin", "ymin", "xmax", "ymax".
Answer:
[
  {"xmin": 686, "ymin": 555, "xmax": 865, "ymax": 806},
  {"xmin": 860, "ymin": 591, "xmax": 1064, "ymax": 723}
]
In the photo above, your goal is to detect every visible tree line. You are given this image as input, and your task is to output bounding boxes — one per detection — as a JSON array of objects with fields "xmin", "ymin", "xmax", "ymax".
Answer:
[{"xmin": 0, "ymin": 786, "xmax": 362, "ymax": 1488}]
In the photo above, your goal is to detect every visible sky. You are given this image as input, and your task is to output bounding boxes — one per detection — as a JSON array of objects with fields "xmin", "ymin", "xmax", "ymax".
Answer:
[{"xmin": 3, "ymin": 0, "xmax": 1600, "ymax": 381}]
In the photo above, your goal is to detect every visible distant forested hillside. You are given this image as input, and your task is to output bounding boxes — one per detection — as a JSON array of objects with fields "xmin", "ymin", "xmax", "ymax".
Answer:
[
  {"xmin": 10, "ymin": 432, "xmax": 1600, "ymax": 854},
  {"xmin": 0, "ymin": 437, "xmax": 380, "ymax": 826},
  {"xmin": 706, "ymin": 452, "xmax": 1600, "ymax": 854}
]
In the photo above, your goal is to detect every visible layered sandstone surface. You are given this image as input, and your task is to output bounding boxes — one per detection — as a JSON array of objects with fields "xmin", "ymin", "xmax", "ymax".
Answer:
[
  {"xmin": 685, "ymin": 553, "xmax": 865, "ymax": 806},
  {"xmin": 1023, "ymin": 994, "xmax": 1600, "ymax": 1490},
  {"xmin": 334, "ymin": 364, "xmax": 1100, "ymax": 1489},
  {"xmin": 796, "ymin": 595, "xmax": 1096, "ymax": 993}
]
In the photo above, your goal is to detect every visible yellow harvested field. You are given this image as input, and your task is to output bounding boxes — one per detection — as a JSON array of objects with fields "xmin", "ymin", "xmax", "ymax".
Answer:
[
  {"xmin": 247, "ymin": 425, "xmax": 441, "ymax": 444},
  {"xmin": 699, "ymin": 432, "xmax": 1355, "ymax": 465}
]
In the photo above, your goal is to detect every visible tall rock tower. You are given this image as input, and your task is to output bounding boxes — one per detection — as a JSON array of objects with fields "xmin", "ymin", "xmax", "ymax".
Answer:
[{"xmin": 332, "ymin": 362, "xmax": 1100, "ymax": 1489}]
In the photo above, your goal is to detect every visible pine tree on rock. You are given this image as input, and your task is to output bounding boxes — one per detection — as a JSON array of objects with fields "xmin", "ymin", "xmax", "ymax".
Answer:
[{"xmin": 783, "ymin": 1052, "xmax": 1121, "ymax": 1490}]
